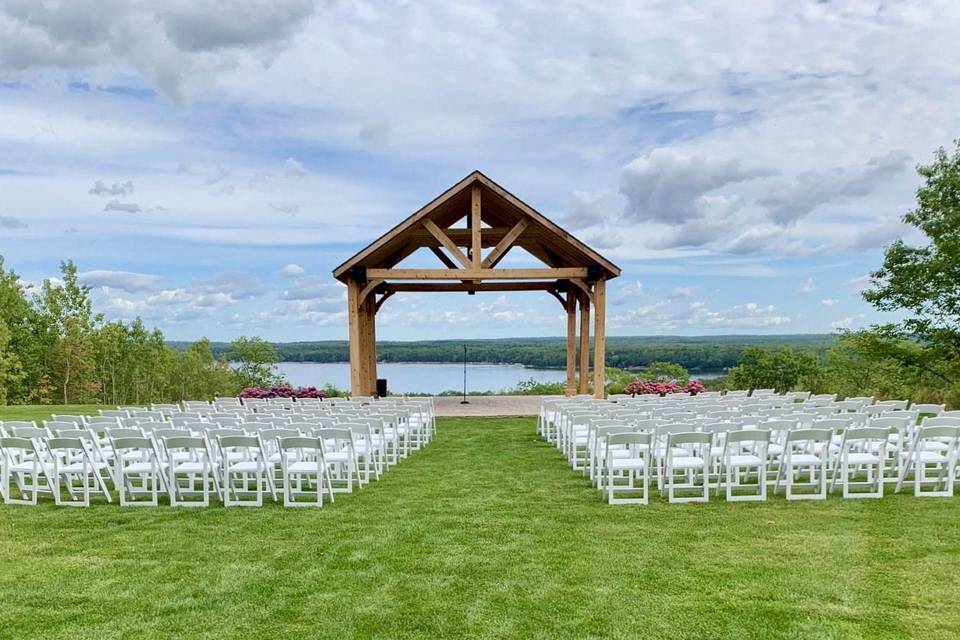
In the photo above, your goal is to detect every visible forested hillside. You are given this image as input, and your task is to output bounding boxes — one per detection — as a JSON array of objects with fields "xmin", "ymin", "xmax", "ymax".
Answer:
[{"xmin": 174, "ymin": 334, "xmax": 836, "ymax": 372}]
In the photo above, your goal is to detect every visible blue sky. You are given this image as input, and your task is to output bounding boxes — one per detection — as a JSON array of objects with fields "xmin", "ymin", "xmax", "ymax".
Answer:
[{"xmin": 0, "ymin": 0, "xmax": 954, "ymax": 341}]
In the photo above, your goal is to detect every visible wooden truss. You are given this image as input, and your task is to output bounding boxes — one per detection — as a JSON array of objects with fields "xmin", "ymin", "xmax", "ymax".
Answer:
[{"xmin": 333, "ymin": 171, "xmax": 621, "ymax": 398}]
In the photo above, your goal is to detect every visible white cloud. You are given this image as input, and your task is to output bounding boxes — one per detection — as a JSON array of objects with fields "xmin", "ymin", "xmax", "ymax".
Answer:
[
  {"xmin": 559, "ymin": 190, "xmax": 611, "ymax": 230},
  {"xmin": 797, "ymin": 278, "xmax": 816, "ymax": 294},
  {"xmin": 0, "ymin": 0, "xmax": 317, "ymax": 100},
  {"xmin": 279, "ymin": 263, "xmax": 305, "ymax": 277},
  {"xmin": 103, "ymin": 200, "xmax": 142, "ymax": 214},
  {"xmin": 284, "ymin": 157, "xmax": 309, "ymax": 176},
  {"xmin": 88, "ymin": 180, "xmax": 134, "ymax": 197},
  {"xmin": 831, "ymin": 316, "xmax": 854, "ymax": 330},
  {"xmin": 821, "ymin": 298, "xmax": 839, "ymax": 306},
  {"xmin": 0, "ymin": 215, "xmax": 28, "ymax": 229},
  {"xmin": 759, "ymin": 151, "xmax": 910, "ymax": 225},
  {"xmin": 79, "ymin": 270, "xmax": 163, "ymax": 292},
  {"xmin": 192, "ymin": 272, "xmax": 267, "ymax": 301},
  {"xmin": 281, "ymin": 276, "xmax": 342, "ymax": 303},
  {"xmin": 619, "ymin": 148, "xmax": 770, "ymax": 225}
]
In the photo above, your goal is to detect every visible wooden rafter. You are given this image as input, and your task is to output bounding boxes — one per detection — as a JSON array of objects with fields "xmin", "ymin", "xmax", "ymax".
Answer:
[
  {"xmin": 365, "ymin": 268, "xmax": 589, "ymax": 281},
  {"xmin": 422, "ymin": 219, "xmax": 471, "ymax": 269},
  {"xmin": 382, "ymin": 281, "xmax": 559, "ymax": 293},
  {"xmin": 332, "ymin": 171, "xmax": 621, "ymax": 281},
  {"xmin": 428, "ymin": 246, "xmax": 459, "ymax": 269},
  {"xmin": 482, "ymin": 219, "xmax": 528, "ymax": 269}
]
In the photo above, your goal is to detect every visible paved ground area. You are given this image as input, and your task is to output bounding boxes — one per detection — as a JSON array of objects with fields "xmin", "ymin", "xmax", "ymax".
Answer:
[{"xmin": 433, "ymin": 394, "xmax": 549, "ymax": 416}]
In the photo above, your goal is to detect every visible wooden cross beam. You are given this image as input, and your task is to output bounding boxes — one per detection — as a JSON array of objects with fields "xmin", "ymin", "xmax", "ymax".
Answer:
[
  {"xmin": 482, "ymin": 219, "xmax": 529, "ymax": 269},
  {"xmin": 365, "ymin": 267, "xmax": 589, "ymax": 280},
  {"xmin": 422, "ymin": 219, "xmax": 471, "ymax": 269},
  {"xmin": 381, "ymin": 281, "xmax": 559, "ymax": 293}
]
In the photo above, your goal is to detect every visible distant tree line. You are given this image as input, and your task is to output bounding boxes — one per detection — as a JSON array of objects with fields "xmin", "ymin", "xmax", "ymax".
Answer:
[
  {"xmin": 0, "ymin": 258, "xmax": 283, "ymax": 405},
  {"xmin": 178, "ymin": 334, "xmax": 836, "ymax": 372}
]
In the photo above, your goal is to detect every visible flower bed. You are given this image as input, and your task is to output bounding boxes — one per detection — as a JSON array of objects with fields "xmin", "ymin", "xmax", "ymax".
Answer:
[
  {"xmin": 238, "ymin": 385, "xmax": 326, "ymax": 399},
  {"xmin": 624, "ymin": 378, "xmax": 704, "ymax": 396}
]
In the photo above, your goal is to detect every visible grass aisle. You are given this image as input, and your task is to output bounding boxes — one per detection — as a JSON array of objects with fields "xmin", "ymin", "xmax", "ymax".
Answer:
[{"xmin": 1, "ymin": 416, "xmax": 959, "ymax": 639}]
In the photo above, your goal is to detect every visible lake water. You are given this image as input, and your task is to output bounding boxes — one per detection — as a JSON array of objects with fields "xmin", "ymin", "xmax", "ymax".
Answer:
[
  {"xmin": 276, "ymin": 362, "xmax": 724, "ymax": 394},
  {"xmin": 276, "ymin": 362, "xmax": 565, "ymax": 394}
]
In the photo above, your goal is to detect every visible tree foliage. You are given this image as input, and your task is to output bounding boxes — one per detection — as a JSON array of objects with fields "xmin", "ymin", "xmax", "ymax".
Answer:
[
  {"xmin": 0, "ymin": 256, "xmax": 273, "ymax": 405},
  {"xmin": 726, "ymin": 347, "xmax": 822, "ymax": 393}
]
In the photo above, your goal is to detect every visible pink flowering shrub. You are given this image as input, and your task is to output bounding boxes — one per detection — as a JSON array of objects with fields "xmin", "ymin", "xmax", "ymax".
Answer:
[
  {"xmin": 238, "ymin": 385, "xmax": 326, "ymax": 399},
  {"xmin": 624, "ymin": 378, "xmax": 704, "ymax": 396}
]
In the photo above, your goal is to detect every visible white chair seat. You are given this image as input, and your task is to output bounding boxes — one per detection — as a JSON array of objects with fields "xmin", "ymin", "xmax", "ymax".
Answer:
[
  {"xmin": 120, "ymin": 461, "xmax": 165, "ymax": 474},
  {"xmin": 845, "ymin": 452, "xmax": 880, "ymax": 465},
  {"xmin": 227, "ymin": 461, "xmax": 263, "ymax": 473},
  {"xmin": 911, "ymin": 451, "xmax": 949, "ymax": 464},
  {"xmin": 727, "ymin": 454, "xmax": 762, "ymax": 466},
  {"xmin": 788, "ymin": 454, "xmax": 822, "ymax": 465},
  {"xmin": 326, "ymin": 451, "xmax": 351, "ymax": 463},
  {"xmin": 610, "ymin": 458, "xmax": 645, "ymax": 470},
  {"xmin": 171, "ymin": 462, "xmax": 207, "ymax": 474},
  {"xmin": 768, "ymin": 444, "xmax": 784, "ymax": 456},
  {"xmin": 287, "ymin": 461, "xmax": 319, "ymax": 474},
  {"xmin": 670, "ymin": 456, "xmax": 706, "ymax": 469},
  {"xmin": 10, "ymin": 461, "xmax": 53, "ymax": 474}
]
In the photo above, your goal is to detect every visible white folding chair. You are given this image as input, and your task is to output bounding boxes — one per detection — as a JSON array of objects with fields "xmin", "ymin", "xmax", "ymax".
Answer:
[
  {"xmin": 0, "ymin": 436, "xmax": 52, "ymax": 505},
  {"xmin": 775, "ymin": 428, "xmax": 832, "ymax": 500},
  {"xmin": 831, "ymin": 427, "xmax": 892, "ymax": 498},
  {"xmin": 605, "ymin": 432, "xmax": 651, "ymax": 505},
  {"xmin": 664, "ymin": 432, "xmax": 713, "ymax": 503},
  {"xmin": 45, "ymin": 437, "xmax": 111, "ymax": 507},
  {"xmin": 111, "ymin": 436, "xmax": 168, "ymax": 507},
  {"xmin": 895, "ymin": 425, "xmax": 960, "ymax": 497},
  {"xmin": 278, "ymin": 436, "xmax": 334, "ymax": 507},
  {"xmin": 314, "ymin": 428, "xmax": 359, "ymax": 493},
  {"xmin": 163, "ymin": 435, "xmax": 218, "ymax": 507},
  {"xmin": 218, "ymin": 434, "xmax": 276, "ymax": 507},
  {"xmin": 718, "ymin": 429, "xmax": 769, "ymax": 502}
]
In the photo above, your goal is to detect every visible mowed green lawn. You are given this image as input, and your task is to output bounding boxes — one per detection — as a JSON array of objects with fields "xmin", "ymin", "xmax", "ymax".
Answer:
[{"xmin": 1, "ymin": 407, "xmax": 959, "ymax": 639}]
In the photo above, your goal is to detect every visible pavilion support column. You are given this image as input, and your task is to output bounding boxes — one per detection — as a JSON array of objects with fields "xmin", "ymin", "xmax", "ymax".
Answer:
[
  {"xmin": 565, "ymin": 285, "xmax": 577, "ymax": 396},
  {"xmin": 593, "ymin": 278, "xmax": 607, "ymax": 399},
  {"xmin": 366, "ymin": 296, "xmax": 379, "ymax": 396},
  {"xmin": 578, "ymin": 291, "xmax": 591, "ymax": 395},
  {"xmin": 347, "ymin": 279, "xmax": 365, "ymax": 397}
]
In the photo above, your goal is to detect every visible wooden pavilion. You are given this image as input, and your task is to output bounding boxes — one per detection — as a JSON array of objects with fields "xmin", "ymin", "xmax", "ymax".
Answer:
[{"xmin": 333, "ymin": 171, "xmax": 621, "ymax": 398}]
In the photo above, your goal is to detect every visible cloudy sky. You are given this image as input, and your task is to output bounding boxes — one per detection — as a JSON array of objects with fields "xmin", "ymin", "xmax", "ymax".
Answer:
[{"xmin": 0, "ymin": 0, "xmax": 954, "ymax": 341}]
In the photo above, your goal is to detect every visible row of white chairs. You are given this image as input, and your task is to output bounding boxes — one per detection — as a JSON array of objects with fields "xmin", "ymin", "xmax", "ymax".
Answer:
[
  {"xmin": 540, "ymin": 391, "xmax": 960, "ymax": 504},
  {"xmin": 0, "ymin": 402, "xmax": 434, "ymax": 508}
]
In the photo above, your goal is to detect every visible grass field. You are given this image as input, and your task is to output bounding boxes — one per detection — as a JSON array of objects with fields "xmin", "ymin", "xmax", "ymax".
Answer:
[{"xmin": 2, "ymin": 407, "xmax": 960, "ymax": 638}]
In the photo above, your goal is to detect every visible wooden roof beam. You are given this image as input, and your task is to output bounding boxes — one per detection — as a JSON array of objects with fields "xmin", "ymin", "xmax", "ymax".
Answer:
[
  {"xmin": 382, "ymin": 281, "xmax": 559, "ymax": 293},
  {"xmin": 422, "ymin": 219, "xmax": 471, "ymax": 269},
  {"xmin": 482, "ymin": 219, "xmax": 528, "ymax": 269},
  {"xmin": 429, "ymin": 246, "xmax": 459, "ymax": 269},
  {"xmin": 366, "ymin": 267, "xmax": 588, "ymax": 280}
]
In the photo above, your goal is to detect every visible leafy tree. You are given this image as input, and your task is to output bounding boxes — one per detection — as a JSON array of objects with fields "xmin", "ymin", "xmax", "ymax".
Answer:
[
  {"xmin": 35, "ymin": 261, "xmax": 101, "ymax": 404},
  {"xmin": 178, "ymin": 338, "xmax": 234, "ymax": 400},
  {"xmin": 0, "ymin": 256, "xmax": 43, "ymax": 402},
  {"xmin": 638, "ymin": 361, "xmax": 690, "ymax": 383},
  {"xmin": 727, "ymin": 347, "xmax": 822, "ymax": 393},
  {"xmin": 864, "ymin": 140, "xmax": 960, "ymax": 377},
  {"xmin": 0, "ymin": 318, "xmax": 24, "ymax": 405},
  {"xmin": 229, "ymin": 336, "xmax": 282, "ymax": 390}
]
